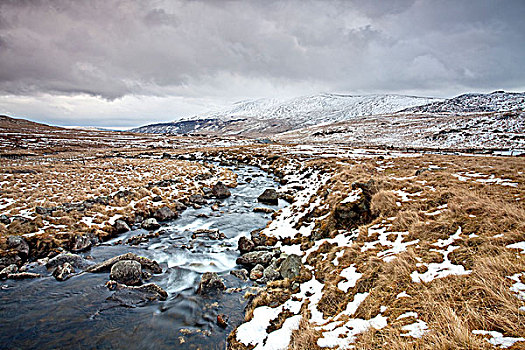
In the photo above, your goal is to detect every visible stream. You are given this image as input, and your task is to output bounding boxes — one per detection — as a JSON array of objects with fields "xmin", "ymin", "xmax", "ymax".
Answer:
[{"xmin": 0, "ymin": 163, "xmax": 284, "ymax": 349}]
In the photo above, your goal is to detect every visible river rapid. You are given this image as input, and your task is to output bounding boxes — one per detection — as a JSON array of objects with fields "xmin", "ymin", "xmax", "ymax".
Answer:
[{"xmin": 0, "ymin": 163, "xmax": 283, "ymax": 349}]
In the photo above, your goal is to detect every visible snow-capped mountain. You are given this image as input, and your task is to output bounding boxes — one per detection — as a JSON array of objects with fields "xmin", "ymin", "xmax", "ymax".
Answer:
[{"xmin": 131, "ymin": 93, "xmax": 440, "ymax": 136}]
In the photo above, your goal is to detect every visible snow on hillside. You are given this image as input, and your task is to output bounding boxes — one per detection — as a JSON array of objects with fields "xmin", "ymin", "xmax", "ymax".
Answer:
[
  {"xmin": 199, "ymin": 93, "xmax": 439, "ymax": 125},
  {"xmin": 131, "ymin": 93, "xmax": 439, "ymax": 136},
  {"xmin": 403, "ymin": 91, "xmax": 525, "ymax": 114}
]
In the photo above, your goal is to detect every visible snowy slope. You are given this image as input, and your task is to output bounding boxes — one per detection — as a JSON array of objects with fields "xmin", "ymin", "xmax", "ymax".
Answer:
[
  {"xmin": 403, "ymin": 91, "xmax": 525, "ymax": 114},
  {"xmin": 131, "ymin": 93, "xmax": 439, "ymax": 136}
]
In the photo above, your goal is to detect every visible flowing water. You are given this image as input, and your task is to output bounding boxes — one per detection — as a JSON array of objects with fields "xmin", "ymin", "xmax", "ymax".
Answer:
[{"xmin": 0, "ymin": 164, "xmax": 283, "ymax": 349}]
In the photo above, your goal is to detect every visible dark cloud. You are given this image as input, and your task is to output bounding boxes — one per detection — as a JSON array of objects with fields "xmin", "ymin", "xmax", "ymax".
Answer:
[{"xmin": 0, "ymin": 0, "xmax": 523, "ymax": 126}]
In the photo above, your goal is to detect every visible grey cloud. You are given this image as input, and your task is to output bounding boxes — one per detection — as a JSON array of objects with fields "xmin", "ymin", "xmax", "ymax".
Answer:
[{"xmin": 0, "ymin": 0, "xmax": 523, "ymax": 114}]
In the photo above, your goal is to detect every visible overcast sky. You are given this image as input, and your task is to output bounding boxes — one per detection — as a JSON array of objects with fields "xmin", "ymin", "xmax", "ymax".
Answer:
[{"xmin": 0, "ymin": 0, "xmax": 524, "ymax": 128}]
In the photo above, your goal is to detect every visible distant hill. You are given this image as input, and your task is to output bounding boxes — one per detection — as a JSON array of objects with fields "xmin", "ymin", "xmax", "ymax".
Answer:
[{"xmin": 131, "ymin": 93, "xmax": 440, "ymax": 136}]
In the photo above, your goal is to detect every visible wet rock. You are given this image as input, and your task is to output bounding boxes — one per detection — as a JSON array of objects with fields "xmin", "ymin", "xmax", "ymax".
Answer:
[
  {"xmin": 238, "ymin": 236, "xmax": 254, "ymax": 254},
  {"xmin": 279, "ymin": 254, "xmax": 303, "ymax": 280},
  {"xmin": 6, "ymin": 272, "xmax": 41, "ymax": 279},
  {"xmin": 217, "ymin": 314, "xmax": 228, "ymax": 328},
  {"xmin": 253, "ymin": 207, "xmax": 274, "ymax": 213},
  {"xmin": 211, "ymin": 203, "xmax": 220, "ymax": 211},
  {"xmin": 257, "ymin": 189, "xmax": 279, "ymax": 205},
  {"xmin": 114, "ymin": 219, "xmax": 131, "ymax": 234},
  {"xmin": 197, "ymin": 272, "xmax": 226, "ymax": 294},
  {"xmin": 46, "ymin": 252, "xmax": 91, "ymax": 270},
  {"xmin": 106, "ymin": 280, "xmax": 168, "ymax": 306},
  {"xmin": 188, "ymin": 194, "xmax": 207, "ymax": 205},
  {"xmin": 141, "ymin": 218, "xmax": 160, "ymax": 230},
  {"xmin": 71, "ymin": 233, "xmax": 98, "ymax": 252},
  {"xmin": 262, "ymin": 264, "xmax": 281, "ymax": 283},
  {"xmin": 7, "ymin": 236, "xmax": 29, "ymax": 259},
  {"xmin": 202, "ymin": 187, "xmax": 213, "ymax": 198},
  {"xmin": 172, "ymin": 200, "xmax": 187, "ymax": 212},
  {"xmin": 237, "ymin": 251, "xmax": 273, "ymax": 268},
  {"xmin": 249, "ymin": 264, "xmax": 264, "ymax": 280},
  {"xmin": 211, "ymin": 181, "xmax": 231, "ymax": 199},
  {"xmin": 250, "ymin": 229, "xmax": 278, "ymax": 247},
  {"xmin": 86, "ymin": 252, "xmax": 162, "ymax": 274},
  {"xmin": 230, "ymin": 268, "xmax": 249, "ymax": 281},
  {"xmin": 0, "ymin": 264, "xmax": 18, "ymax": 279},
  {"xmin": 52, "ymin": 262, "xmax": 75, "ymax": 281},
  {"xmin": 153, "ymin": 206, "xmax": 178, "ymax": 222},
  {"xmin": 193, "ymin": 229, "xmax": 225, "ymax": 240},
  {"xmin": 35, "ymin": 206, "xmax": 51, "ymax": 215},
  {"xmin": 110, "ymin": 260, "xmax": 142, "ymax": 286},
  {"xmin": 0, "ymin": 214, "xmax": 10, "ymax": 225}
]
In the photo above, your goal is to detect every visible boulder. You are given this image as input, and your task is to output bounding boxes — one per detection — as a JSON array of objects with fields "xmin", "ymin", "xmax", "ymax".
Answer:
[
  {"xmin": 249, "ymin": 264, "xmax": 264, "ymax": 280},
  {"xmin": 52, "ymin": 262, "xmax": 75, "ymax": 281},
  {"xmin": 257, "ymin": 189, "xmax": 279, "ymax": 205},
  {"xmin": 141, "ymin": 218, "xmax": 160, "ymax": 230},
  {"xmin": 7, "ymin": 236, "xmax": 29, "ymax": 258},
  {"xmin": 71, "ymin": 233, "xmax": 98, "ymax": 252},
  {"xmin": 279, "ymin": 254, "xmax": 303, "ymax": 280},
  {"xmin": 230, "ymin": 268, "xmax": 249, "ymax": 281},
  {"xmin": 262, "ymin": 264, "xmax": 281, "ymax": 282},
  {"xmin": 86, "ymin": 252, "xmax": 162, "ymax": 274},
  {"xmin": 236, "ymin": 251, "xmax": 273, "ymax": 268},
  {"xmin": 188, "ymin": 194, "xmax": 207, "ymax": 205},
  {"xmin": 211, "ymin": 181, "xmax": 231, "ymax": 199},
  {"xmin": 238, "ymin": 236, "xmax": 254, "ymax": 254},
  {"xmin": 172, "ymin": 200, "xmax": 187, "ymax": 212},
  {"xmin": 110, "ymin": 260, "xmax": 142, "ymax": 286},
  {"xmin": 153, "ymin": 206, "xmax": 178, "ymax": 222},
  {"xmin": 106, "ymin": 281, "xmax": 168, "ymax": 307},
  {"xmin": 46, "ymin": 252, "xmax": 90, "ymax": 270},
  {"xmin": 196, "ymin": 272, "xmax": 226, "ymax": 294},
  {"xmin": 0, "ymin": 264, "xmax": 18, "ymax": 279},
  {"xmin": 0, "ymin": 214, "xmax": 10, "ymax": 225},
  {"xmin": 114, "ymin": 219, "xmax": 131, "ymax": 234}
]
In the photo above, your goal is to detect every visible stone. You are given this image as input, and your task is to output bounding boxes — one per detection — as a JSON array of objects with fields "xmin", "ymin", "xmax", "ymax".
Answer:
[
  {"xmin": 172, "ymin": 200, "xmax": 187, "ymax": 212},
  {"xmin": 153, "ymin": 206, "xmax": 178, "ymax": 221},
  {"xmin": 249, "ymin": 264, "xmax": 264, "ymax": 280},
  {"xmin": 279, "ymin": 254, "xmax": 303, "ymax": 280},
  {"xmin": 7, "ymin": 236, "xmax": 30, "ymax": 258},
  {"xmin": 0, "ymin": 214, "xmax": 10, "ymax": 225},
  {"xmin": 152, "ymin": 195, "xmax": 162, "ymax": 202},
  {"xmin": 106, "ymin": 281, "xmax": 168, "ymax": 306},
  {"xmin": 114, "ymin": 219, "xmax": 131, "ymax": 234},
  {"xmin": 217, "ymin": 314, "xmax": 228, "ymax": 328},
  {"xmin": 257, "ymin": 189, "xmax": 279, "ymax": 205},
  {"xmin": 46, "ymin": 252, "xmax": 90, "ymax": 270},
  {"xmin": 238, "ymin": 236, "xmax": 254, "ymax": 254},
  {"xmin": 141, "ymin": 218, "xmax": 160, "ymax": 230},
  {"xmin": 262, "ymin": 264, "xmax": 281, "ymax": 282},
  {"xmin": 188, "ymin": 194, "xmax": 207, "ymax": 205},
  {"xmin": 253, "ymin": 207, "xmax": 274, "ymax": 213},
  {"xmin": 236, "ymin": 251, "xmax": 273, "ymax": 267},
  {"xmin": 86, "ymin": 252, "xmax": 162, "ymax": 274},
  {"xmin": 52, "ymin": 262, "xmax": 75, "ymax": 281},
  {"xmin": 196, "ymin": 272, "xmax": 226, "ymax": 294},
  {"xmin": 6, "ymin": 272, "xmax": 41, "ymax": 279},
  {"xmin": 230, "ymin": 269, "xmax": 249, "ymax": 281},
  {"xmin": 110, "ymin": 260, "xmax": 142, "ymax": 286},
  {"xmin": 71, "ymin": 233, "xmax": 98, "ymax": 252},
  {"xmin": 0, "ymin": 264, "xmax": 18, "ymax": 279},
  {"xmin": 211, "ymin": 181, "xmax": 231, "ymax": 199}
]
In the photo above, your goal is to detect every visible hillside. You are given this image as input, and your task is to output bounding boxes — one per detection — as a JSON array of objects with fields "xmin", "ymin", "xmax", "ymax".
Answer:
[{"xmin": 131, "ymin": 93, "xmax": 439, "ymax": 136}]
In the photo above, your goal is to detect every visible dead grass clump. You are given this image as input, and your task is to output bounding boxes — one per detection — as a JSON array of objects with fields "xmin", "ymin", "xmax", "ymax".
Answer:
[
  {"xmin": 390, "ymin": 210, "xmax": 422, "ymax": 232},
  {"xmin": 289, "ymin": 312, "xmax": 322, "ymax": 350},
  {"xmin": 371, "ymin": 190, "xmax": 398, "ymax": 217}
]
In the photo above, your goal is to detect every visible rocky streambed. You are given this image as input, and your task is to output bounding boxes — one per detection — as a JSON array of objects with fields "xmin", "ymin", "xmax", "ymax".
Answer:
[{"xmin": 0, "ymin": 163, "xmax": 287, "ymax": 349}]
